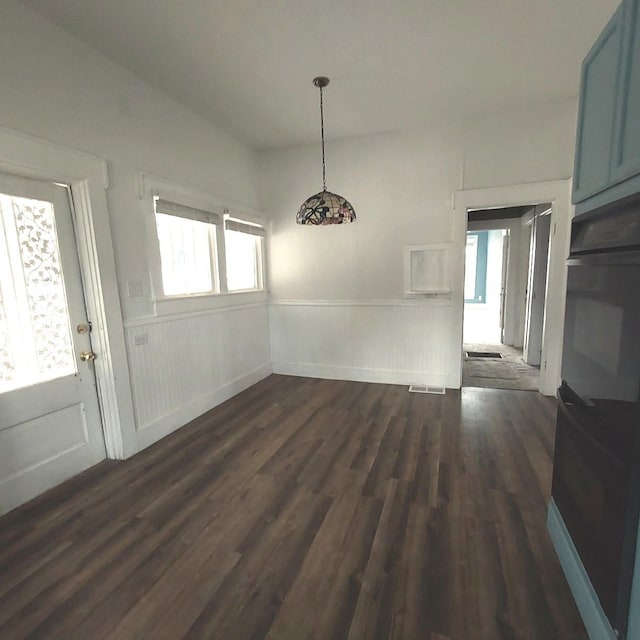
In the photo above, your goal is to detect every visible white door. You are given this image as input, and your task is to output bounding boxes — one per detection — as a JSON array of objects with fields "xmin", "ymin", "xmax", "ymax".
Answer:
[
  {"xmin": 523, "ymin": 213, "xmax": 551, "ymax": 366},
  {"xmin": 0, "ymin": 173, "xmax": 106, "ymax": 515},
  {"xmin": 499, "ymin": 232, "xmax": 510, "ymax": 344}
]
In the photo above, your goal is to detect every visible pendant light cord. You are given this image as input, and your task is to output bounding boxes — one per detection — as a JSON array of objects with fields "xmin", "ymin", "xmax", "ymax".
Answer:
[{"xmin": 320, "ymin": 86, "xmax": 326, "ymax": 191}]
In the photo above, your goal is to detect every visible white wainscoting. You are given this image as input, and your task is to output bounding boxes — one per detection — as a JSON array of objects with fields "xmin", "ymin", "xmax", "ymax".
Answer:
[
  {"xmin": 269, "ymin": 299, "xmax": 456, "ymax": 388},
  {"xmin": 125, "ymin": 301, "xmax": 271, "ymax": 451}
]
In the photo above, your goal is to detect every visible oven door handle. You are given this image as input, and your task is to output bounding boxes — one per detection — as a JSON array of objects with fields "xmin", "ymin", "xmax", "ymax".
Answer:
[{"xmin": 557, "ymin": 388, "xmax": 626, "ymax": 469}]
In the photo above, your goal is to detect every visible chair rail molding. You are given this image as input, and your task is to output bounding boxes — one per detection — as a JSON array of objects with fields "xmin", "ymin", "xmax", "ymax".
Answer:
[{"xmin": 268, "ymin": 298, "xmax": 453, "ymax": 307}]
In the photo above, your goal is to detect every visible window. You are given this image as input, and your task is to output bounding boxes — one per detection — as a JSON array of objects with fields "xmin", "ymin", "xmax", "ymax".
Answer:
[
  {"xmin": 153, "ymin": 197, "xmax": 267, "ymax": 299},
  {"xmin": 154, "ymin": 198, "xmax": 221, "ymax": 297},
  {"xmin": 0, "ymin": 193, "xmax": 76, "ymax": 393},
  {"xmin": 464, "ymin": 231, "xmax": 488, "ymax": 303},
  {"xmin": 224, "ymin": 218, "xmax": 265, "ymax": 292}
]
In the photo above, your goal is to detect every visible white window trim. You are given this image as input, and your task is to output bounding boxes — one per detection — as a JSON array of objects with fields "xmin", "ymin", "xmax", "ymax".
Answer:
[
  {"xmin": 154, "ymin": 198, "xmax": 222, "ymax": 226},
  {"xmin": 224, "ymin": 216, "xmax": 266, "ymax": 236},
  {"xmin": 138, "ymin": 173, "xmax": 269, "ymax": 315}
]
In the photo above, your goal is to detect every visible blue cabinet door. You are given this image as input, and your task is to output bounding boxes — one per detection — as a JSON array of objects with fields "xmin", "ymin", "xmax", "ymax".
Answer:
[
  {"xmin": 612, "ymin": 0, "xmax": 640, "ymax": 183},
  {"xmin": 573, "ymin": 6, "xmax": 624, "ymax": 203}
]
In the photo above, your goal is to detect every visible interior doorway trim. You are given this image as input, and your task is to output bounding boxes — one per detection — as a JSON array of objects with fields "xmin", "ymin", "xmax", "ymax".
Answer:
[
  {"xmin": 452, "ymin": 180, "xmax": 573, "ymax": 396},
  {"xmin": 0, "ymin": 126, "xmax": 136, "ymax": 458}
]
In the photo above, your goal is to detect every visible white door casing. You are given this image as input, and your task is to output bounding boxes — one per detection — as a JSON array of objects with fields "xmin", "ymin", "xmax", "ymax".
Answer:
[
  {"xmin": 0, "ymin": 126, "xmax": 137, "ymax": 462},
  {"xmin": 522, "ymin": 215, "xmax": 535, "ymax": 360},
  {"xmin": 499, "ymin": 231, "xmax": 510, "ymax": 344},
  {"xmin": 452, "ymin": 180, "xmax": 573, "ymax": 396},
  {"xmin": 524, "ymin": 213, "xmax": 552, "ymax": 366},
  {"xmin": 0, "ymin": 174, "xmax": 106, "ymax": 514}
]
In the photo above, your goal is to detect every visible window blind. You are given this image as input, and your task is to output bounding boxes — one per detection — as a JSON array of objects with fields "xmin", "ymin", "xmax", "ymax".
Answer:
[
  {"xmin": 154, "ymin": 198, "xmax": 221, "ymax": 226},
  {"xmin": 224, "ymin": 218, "xmax": 266, "ymax": 237}
]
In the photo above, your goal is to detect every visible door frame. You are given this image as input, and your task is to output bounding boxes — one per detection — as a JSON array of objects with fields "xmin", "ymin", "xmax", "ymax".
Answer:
[
  {"xmin": 452, "ymin": 180, "xmax": 573, "ymax": 396},
  {"xmin": 0, "ymin": 126, "xmax": 136, "ymax": 458},
  {"xmin": 523, "ymin": 211, "xmax": 552, "ymax": 366}
]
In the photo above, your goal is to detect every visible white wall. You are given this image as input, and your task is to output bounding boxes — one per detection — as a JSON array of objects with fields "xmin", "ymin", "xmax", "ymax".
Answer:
[
  {"xmin": 260, "ymin": 100, "xmax": 576, "ymax": 388},
  {"xmin": 0, "ymin": 1, "xmax": 271, "ymax": 452}
]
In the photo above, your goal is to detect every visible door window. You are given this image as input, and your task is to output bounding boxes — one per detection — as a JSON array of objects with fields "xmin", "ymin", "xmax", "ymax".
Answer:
[{"xmin": 0, "ymin": 193, "xmax": 76, "ymax": 393}]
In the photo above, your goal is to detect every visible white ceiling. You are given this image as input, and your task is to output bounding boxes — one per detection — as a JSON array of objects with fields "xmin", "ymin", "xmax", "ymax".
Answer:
[{"xmin": 21, "ymin": 0, "xmax": 619, "ymax": 150}]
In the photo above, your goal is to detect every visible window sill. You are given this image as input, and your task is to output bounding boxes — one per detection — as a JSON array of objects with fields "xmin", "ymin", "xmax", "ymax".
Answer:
[{"xmin": 152, "ymin": 289, "xmax": 267, "ymax": 317}]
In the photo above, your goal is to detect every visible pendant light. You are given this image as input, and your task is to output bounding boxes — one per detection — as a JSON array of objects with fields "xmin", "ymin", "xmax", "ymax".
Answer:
[{"xmin": 296, "ymin": 77, "xmax": 357, "ymax": 225}]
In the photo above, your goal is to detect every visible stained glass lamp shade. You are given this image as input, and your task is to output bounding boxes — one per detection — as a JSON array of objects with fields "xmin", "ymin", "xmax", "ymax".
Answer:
[
  {"xmin": 296, "ymin": 189, "xmax": 356, "ymax": 225},
  {"xmin": 297, "ymin": 77, "xmax": 357, "ymax": 226}
]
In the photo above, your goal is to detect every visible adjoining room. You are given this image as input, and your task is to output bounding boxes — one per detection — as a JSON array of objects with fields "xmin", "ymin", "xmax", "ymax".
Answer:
[{"xmin": 462, "ymin": 204, "xmax": 552, "ymax": 392}]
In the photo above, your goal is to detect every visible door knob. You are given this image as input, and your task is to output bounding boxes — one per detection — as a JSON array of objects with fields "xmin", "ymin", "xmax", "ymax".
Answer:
[{"xmin": 79, "ymin": 351, "xmax": 96, "ymax": 362}]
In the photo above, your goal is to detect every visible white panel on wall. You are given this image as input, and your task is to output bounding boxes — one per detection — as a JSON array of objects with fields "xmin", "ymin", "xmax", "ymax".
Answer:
[
  {"xmin": 404, "ymin": 243, "xmax": 451, "ymax": 295},
  {"xmin": 0, "ymin": 403, "xmax": 88, "ymax": 482},
  {"xmin": 125, "ymin": 302, "xmax": 271, "ymax": 450},
  {"xmin": 269, "ymin": 300, "xmax": 455, "ymax": 387}
]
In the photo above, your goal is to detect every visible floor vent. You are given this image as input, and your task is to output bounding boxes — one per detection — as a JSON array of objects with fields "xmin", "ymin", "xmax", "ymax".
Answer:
[
  {"xmin": 465, "ymin": 351, "xmax": 502, "ymax": 359},
  {"xmin": 409, "ymin": 385, "xmax": 446, "ymax": 395}
]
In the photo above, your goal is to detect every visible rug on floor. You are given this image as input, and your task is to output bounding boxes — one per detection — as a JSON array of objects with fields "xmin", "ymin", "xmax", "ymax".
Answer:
[{"xmin": 464, "ymin": 360, "xmax": 517, "ymax": 380}]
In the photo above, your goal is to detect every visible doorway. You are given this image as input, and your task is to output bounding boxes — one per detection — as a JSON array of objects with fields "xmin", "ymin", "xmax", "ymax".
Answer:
[
  {"xmin": 0, "ymin": 172, "xmax": 106, "ymax": 514},
  {"xmin": 452, "ymin": 181, "xmax": 572, "ymax": 395},
  {"xmin": 461, "ymin": 203, "xmax": 552, "ymax": 392}
]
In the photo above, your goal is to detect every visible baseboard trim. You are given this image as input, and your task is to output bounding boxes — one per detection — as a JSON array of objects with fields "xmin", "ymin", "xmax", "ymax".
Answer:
[
  {"xmin": 272, "ymin": 361, "xmax": 447, "ymax": 388},
  {"xmin": 135, "ymin": 362, "xmax": 272, "ymax": 452},
  {"xmin": 547, "ymin": 499, "xmax": 618, "ymax": 640}
]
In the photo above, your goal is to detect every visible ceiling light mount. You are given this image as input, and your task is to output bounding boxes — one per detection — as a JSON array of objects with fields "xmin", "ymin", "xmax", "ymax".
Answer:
[{"xmin": 296, "ymin": 76, "xmax": 356, "ymax": 225}]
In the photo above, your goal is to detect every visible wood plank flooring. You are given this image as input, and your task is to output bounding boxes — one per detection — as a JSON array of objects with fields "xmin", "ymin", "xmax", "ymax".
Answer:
[{"xmin": 0, "ymin": 375, "xmax": 588, "ymax": 639}]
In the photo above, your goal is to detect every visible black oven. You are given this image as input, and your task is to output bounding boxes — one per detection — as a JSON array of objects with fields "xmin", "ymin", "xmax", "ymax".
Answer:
[{"xmin": 552, "ymin": 195, "xmax": 640, "ymax": 639}]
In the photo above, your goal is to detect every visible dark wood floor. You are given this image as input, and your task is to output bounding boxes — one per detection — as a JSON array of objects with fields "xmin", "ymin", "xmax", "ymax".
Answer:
[{"xmin": 0, "ymin": 375, "xmax": 587, "ymax": 640}]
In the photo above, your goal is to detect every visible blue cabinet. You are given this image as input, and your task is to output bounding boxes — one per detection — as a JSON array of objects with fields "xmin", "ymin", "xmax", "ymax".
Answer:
[
  {"xmin": 573, "ymin": 0, "xmax": 640, "ymax": 211},
  {"xmin": 573, "ymin": 6, "xmax": 624, "ymax": 203},
  {"xmin": 612, "ymin": 0, "xmax": 640, "ymax": 182}
]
